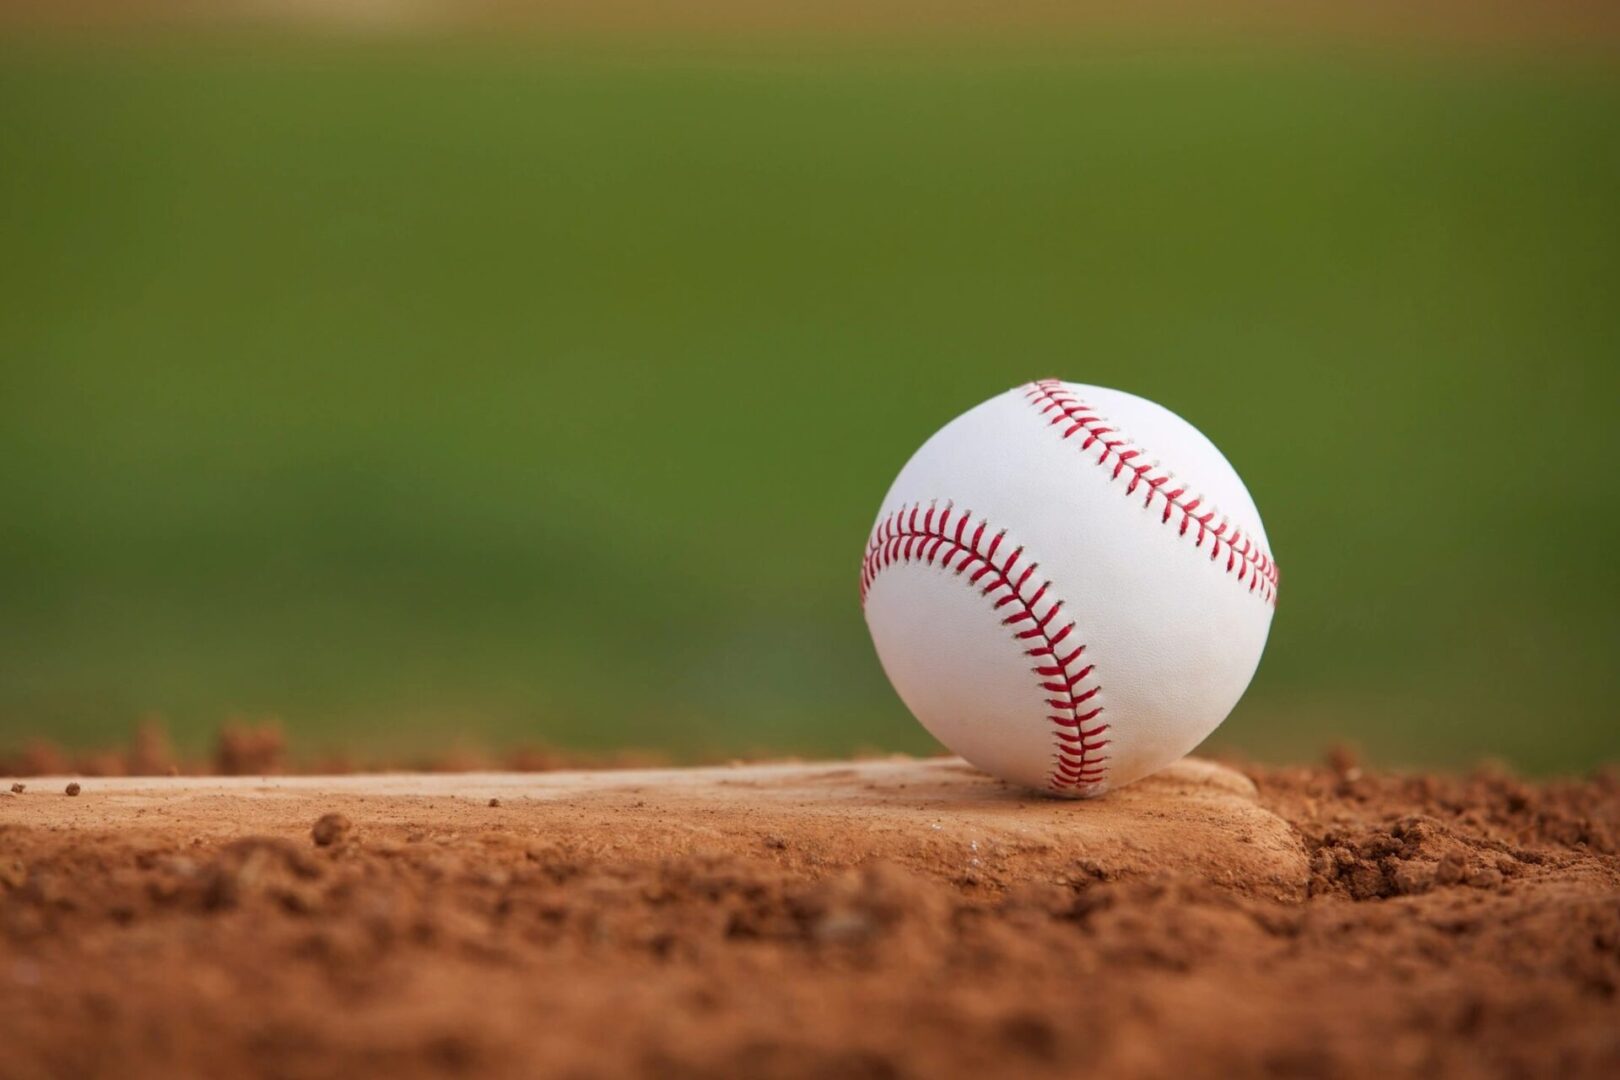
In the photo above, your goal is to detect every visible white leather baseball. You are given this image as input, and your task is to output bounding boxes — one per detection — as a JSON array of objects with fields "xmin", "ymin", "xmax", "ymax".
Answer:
[{"xmin": 860, "ymin": 380, "xmax": 1278, "ymax": 798}]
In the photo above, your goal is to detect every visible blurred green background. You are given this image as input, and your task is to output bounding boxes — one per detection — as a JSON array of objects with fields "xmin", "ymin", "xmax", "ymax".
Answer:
[{"xmin": 2, "ymin": 17, "xmax": 1617, "ymax": 771}]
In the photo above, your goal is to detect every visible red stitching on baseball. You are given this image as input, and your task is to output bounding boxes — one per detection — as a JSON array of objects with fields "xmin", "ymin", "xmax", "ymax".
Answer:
[
  {"xmin": 1023, "ymin": 380, "xmax": 1280, "ymax": 606},
  {"xmin": 861, "ymin": 502, "xmax": 1109, "ymax": 793}
]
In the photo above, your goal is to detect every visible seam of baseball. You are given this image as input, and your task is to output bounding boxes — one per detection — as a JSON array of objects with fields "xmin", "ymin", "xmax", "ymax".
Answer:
[
  {"xmin": 1024, "ymin": 380, "xmax": 1280, "ymax": 606},
  {"xmin": 860, "ymin": 501, "xmax": 1110, "ymax": 793}
]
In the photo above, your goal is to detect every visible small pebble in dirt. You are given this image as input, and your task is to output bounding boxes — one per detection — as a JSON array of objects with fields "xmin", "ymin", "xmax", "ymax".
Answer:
[
  {"xmin": 310, "ymin": 812, "xmax": 353, "ymax": 846},
  {"xmin": 65, "ymin": 782, "xmax": 81, "ymax": 797},
  {"xmin": 488, "ymin": 798, "xmax": 501, "ymax": 808},
  {"xmin": 10, "ymin": 782, "xmax": 23, "ymax": 794}
]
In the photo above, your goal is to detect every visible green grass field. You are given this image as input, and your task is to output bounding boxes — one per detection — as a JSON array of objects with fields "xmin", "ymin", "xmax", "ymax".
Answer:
[{"xmin": 2, "ymin": 34, "xmax": 1617, "ymax": 770}]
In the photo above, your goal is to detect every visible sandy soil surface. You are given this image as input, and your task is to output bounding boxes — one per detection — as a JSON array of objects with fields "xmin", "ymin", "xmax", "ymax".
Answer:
[{"xmin": 2, "ymin": 755, "xmax": 1617, "ymax": 1079}]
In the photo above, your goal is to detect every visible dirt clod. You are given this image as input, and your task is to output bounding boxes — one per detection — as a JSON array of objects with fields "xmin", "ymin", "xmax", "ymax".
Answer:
[
  {"xmin": 63, "ymin": 782, "xmax": 80, "ymax": 796},
  {"xmin": 309, "ymin": 812, "xmax": 352, "ymax": 847},
  {"xmin": 9, "ymin": 782, "xmax": 22, "ymax": 794},
  {"xmin": 215, "ymin": 721, "xmax": 286, "ymax": 776}
]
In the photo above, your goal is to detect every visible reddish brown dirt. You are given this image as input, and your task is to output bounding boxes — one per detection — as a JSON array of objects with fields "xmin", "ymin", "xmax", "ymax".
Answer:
[
  {"xmin": 2, "ymin": 756, "xmax": 1617, "ymax": 1079},
  {"xmin": 0, "ymin": 721, "xmax": 667, "ymax": 779}
]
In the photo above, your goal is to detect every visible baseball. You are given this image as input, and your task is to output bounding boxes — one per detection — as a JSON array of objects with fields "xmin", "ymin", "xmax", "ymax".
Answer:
[{"xmin": 861, "ymin": 380, "xmax": 1278, "ymax": 797}]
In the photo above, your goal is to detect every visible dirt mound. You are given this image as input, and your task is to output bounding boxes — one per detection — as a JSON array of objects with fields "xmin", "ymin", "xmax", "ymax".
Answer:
[{"xmin": 2, "ymin": 756, "xmax": 1617, "ymax": 1078}]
